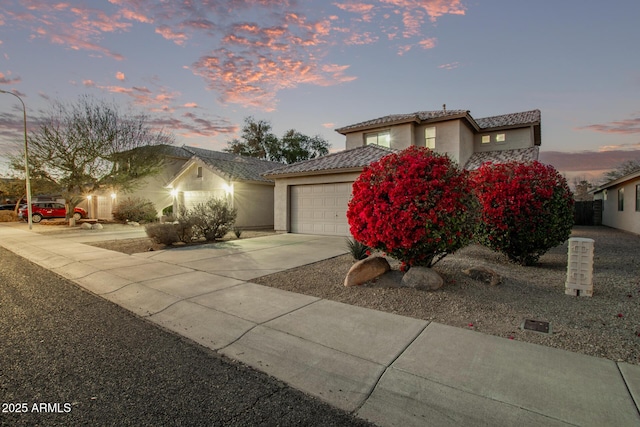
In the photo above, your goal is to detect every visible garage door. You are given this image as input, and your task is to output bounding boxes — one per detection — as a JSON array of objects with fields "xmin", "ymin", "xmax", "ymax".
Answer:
[{"xmin": 290, "ymin": 183, "xmax": 352, "ymax": 236}]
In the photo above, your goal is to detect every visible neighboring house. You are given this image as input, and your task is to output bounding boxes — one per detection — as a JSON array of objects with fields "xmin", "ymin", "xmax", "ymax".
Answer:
[
  {"xmin": 85, "ymin": 145, "xmax": 280, "ymax": 230},
  {"xmin": 165, "ymin": 147, "xmax": 281, "ymax": 229},
  {"xmin": 265, "ymin": 108, "xmax": 541, "ymax": 236},
  {"xmin": 592, "ymin": 170, "xmax": 640, "ymax": 235},
  {"xmin": 85, "ymin": 145, "xmax": 193, "ymax": 220}
]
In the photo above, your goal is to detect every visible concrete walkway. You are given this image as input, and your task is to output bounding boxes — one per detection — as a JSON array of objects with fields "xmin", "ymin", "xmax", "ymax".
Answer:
[{"xmin": 1, "ymin": 223, "xmax": 639, "ymax": 426}]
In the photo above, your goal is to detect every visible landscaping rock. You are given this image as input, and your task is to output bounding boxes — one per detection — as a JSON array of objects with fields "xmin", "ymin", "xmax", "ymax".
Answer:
[
  {"xmin": 344, "ymin": 256, "xmax": 391, "ymax": 287},
  {"xmin": 80, "ymin": 223, "xmax": 92, "ymax": 230},
  {"xmin": 463, "ymin": 266, "xmax": 502, "ymax": 286},
  {"xmin": 401, "ymin": 266, "xmax": 444, "ymax": 291},
  {"xmin": 127, "ymin": 221, "xmax": 140, "ymax": 227},
  {"xmin": 91, "ymin": 223, "xmax": 104, "ymax": 230}
]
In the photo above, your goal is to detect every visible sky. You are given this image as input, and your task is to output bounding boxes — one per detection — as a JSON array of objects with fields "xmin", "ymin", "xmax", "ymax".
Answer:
[{"xmin": 1, "ymin": 0, "xmax": 639, "ymax": 183}]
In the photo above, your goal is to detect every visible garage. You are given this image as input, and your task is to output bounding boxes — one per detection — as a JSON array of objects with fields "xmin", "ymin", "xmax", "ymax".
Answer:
[{"xmin": 290, "ymin": 183, "xmax": 352, "ymax": 236}]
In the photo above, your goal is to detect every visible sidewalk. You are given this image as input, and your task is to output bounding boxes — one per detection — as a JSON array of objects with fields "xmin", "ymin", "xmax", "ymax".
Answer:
[{"xmin": 1, "ymin": 224, "xmax": 639, "ymax": 426}]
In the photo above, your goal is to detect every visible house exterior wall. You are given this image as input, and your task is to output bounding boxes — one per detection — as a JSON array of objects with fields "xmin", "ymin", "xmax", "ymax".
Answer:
[
  {"xmin": 233, "ymin": 182, "xmax": 274, "ymax": 229},
  {"xmin": 344, "ymin": 123, "xmax": 413, "ymax": 150},
  {"xmin": 423, "ymin": 120, "xmax": 463, "ymax": 164},
  {"xmin": 594, "ymin": 178, "xmax": 640, "ymax": 235},
  {"xmin": 473, "ymin": 127, "xmax": 533, "ymax": 152},
  {"xmin": 85, "ymin": 157, "xmax": 189, "ymax": 220},
  {"xmin": 272, "ymin": 171, "xmax": 362, "ymax": 233}
]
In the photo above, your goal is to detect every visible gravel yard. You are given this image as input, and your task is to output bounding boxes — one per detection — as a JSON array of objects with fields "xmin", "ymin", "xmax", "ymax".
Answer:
[
  {"xmin": 86, "ymin": 224, "xmax": 639, "ymax": 365},
  {"xmin": 253, "ymin": 226, "xmax": 640, "ymax": 365}
]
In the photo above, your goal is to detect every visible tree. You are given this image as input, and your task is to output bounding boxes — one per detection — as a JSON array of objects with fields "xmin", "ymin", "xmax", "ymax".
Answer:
[
  {"xmin": 472, "ymin": 161, "xmax": 574, "ymax": 266},
  {"xmin": 224, "ymin": 116, "xmax": 279, "ymax": 160},
  {"xmin": 572, "ymin": 177, "xmax": 594, "ymax": 202},
  {"xmin": 224, "ymin": 116, "xmax": 330, "ymax": 163},
  {"xmin": 603, "ymin": 159, "xmax": 640, "ymax": 182},
  {"xmin": 9, "ymin": 95, "xmax": 174, "ymax": 224},
  {"xmin": 347, "ymin": 146, "xmax": 478, "ymax": 269},
  {"xmin": 278, "ymin": 130, "xmax": 330, "ymax": 164}
]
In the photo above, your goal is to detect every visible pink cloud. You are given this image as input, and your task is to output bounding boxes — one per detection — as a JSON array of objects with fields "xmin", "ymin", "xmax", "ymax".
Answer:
[
  {"xmin": 579, "ymin": 117, "xmax": 640, "ymax": 135},
  {"xmin": 116, "ymin": 71, "xmax": 125, "ymax": 81},
  {"xmin": 155, "ymin": 25, "xmax": 188, "ymax": 45},
  {"xmin": 322, "ymin": 122, "xmax": 335, "ymax": 128},
  {"xmin": 418, "ymin": 37, "xmax": 436, "ymax": 49},
  {"xmin": 539, "ymin": 149, "xmax": 640, "ymax": 173},
  {"xmin": 0, "ymin": 72, "xmax": 21, "ymax": 85}
]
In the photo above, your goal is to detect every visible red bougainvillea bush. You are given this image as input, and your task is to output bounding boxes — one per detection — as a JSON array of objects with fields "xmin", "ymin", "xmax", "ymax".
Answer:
[
  {"xmin": 347, "ymin": 146, "xmax": 478, "ymax": 268},
  {"xmin": 472, "ymin": 161, "xmax": 574, "ymax": 266}
]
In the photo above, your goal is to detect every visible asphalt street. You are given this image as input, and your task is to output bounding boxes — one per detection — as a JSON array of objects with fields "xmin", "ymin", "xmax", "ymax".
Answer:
[{"xmin": 0, "ymin": 246, "xmax": 374, "ymax": 427}]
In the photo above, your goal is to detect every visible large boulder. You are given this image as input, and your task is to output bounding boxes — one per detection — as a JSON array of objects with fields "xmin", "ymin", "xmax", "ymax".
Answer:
[
  {"xmin": 401, "ymin": 266, "xmax": 444, "ymax": 291},
  {"xmin": 344, "ymin": 256, "xmax": 391, "ymax": 287},
  {"xmin": 462, "ymin": 266, "xmax": 502, "ymax": 286}
]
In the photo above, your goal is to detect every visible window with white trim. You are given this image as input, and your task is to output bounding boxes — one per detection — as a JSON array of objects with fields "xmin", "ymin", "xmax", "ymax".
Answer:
[
  {"xmin": 481, "ymin": 135, "xmax": 490, "ymax": 144},
  {"xmin": 425, "ymin": 127, "xmax": 436, "ymax": 149},
  {"xmin": 196, "ymin": 166, "xmax": 203, "ymax": 178},
  {"xmin": 496, "ymin": 133, "xmax": 506, "ymax": 142},
  {"xmin": 365, "ymin": 131, "xmax": 390, "ymax": 148}
]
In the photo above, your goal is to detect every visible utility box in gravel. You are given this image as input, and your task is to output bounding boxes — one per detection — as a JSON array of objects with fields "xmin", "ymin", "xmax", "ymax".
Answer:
[{"xmin": 565, "ymin": 237, "xmax": 595, "ymax": 297}]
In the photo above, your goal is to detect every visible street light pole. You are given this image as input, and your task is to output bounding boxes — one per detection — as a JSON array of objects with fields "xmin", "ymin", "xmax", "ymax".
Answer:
[{"xmin": 0, "ymin": 89, "xmax": 33, "ymax": 229}]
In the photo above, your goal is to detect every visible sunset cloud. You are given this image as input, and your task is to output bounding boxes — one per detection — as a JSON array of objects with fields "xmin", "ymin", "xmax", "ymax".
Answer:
[
  {"xmin": 438, "ymin": 61, "xmax": 460, "ymax": 70},
  {"xmin": 539, "ymin": 149, "xmax": 640, "ymax": 173},
  {"xmin": 579, "ymin": 116, "xmax": 640, "ymax": 135},
  {"xmin": 0, "ymin": 72, "xmax": 21, "ymax": 85},
  {"xmin": 0, "ymin": 0, "xmax": 467, "ymax": 110}
]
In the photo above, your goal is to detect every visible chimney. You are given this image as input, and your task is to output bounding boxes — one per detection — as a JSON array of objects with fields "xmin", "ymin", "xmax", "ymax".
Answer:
[{"xmin": 442, "ymin": 104, "xmax": 447, "ymax": 114}]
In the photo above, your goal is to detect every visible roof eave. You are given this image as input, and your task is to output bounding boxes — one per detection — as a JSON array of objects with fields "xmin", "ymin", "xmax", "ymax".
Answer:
[{"xmin": 264, "ymin": 166, "xmax": 365, "ymax": 179}]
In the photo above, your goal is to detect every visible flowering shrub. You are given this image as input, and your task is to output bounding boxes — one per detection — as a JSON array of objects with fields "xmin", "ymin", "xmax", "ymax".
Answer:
[
  {"xmin": 347, "ymin": 146, "xmax": 478, "ymax": 268},
  {"xmin": 472, "ymin": 161, "xmax": 574, "ymax": 266}
]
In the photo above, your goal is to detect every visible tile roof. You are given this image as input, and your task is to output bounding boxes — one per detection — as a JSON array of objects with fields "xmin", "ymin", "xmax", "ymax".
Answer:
[
  {"xmin": 335, "ymin": 110, "xmax": 469, "ymax": 134},
  {"xmin": 182, "ymin": 146, "xmax": 282, "ymax": 183},
  {"xmin": 335, "ymin": 109, "xmax": 541, "ymax": 134},
  {"xmin": 475, "ymin": 109, "xmax": 541, "ymax": 129},
  {"xmin": 264, "ymin": 145, "xmax": 396, "ymax": 177},
  {"xmin": 463, "ymin": 147, "xmax": 540, "ymax": 170}
]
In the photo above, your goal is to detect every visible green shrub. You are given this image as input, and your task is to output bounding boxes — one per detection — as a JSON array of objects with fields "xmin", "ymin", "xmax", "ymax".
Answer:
[
  {"xmin": 472, "ymin": 161, "xmax": 574, "ymax": 266},
  {"xmin": 189, "ymin": 197, "xmax": 237, "ymax": 241},
  {"xmin": 233, "ymin": 227, "xmax": 243, "ymax": 239},
  {"xmin": 113, "ymin": 197, "xmax": 158, "ymax": 223},
  {"xmin": 346, "ymin": 238, "xmax": 370, "ymax": 261},
  {"xmin": 145, "ymin": 223, "xmax": 179, "ymax": 245},
  {"xmin": 174, "ymin": 206, "xmax": 197, "ymax": 243}
]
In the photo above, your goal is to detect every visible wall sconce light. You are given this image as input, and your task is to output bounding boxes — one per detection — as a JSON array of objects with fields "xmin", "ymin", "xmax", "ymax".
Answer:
[
  {"xmin": 223, "ymin": 183, "xmax": 234, "ymax": 195},
  {"xmin": 170, "ymin": 189, "xmax": 178, "ymax": 197},
  {"xmin": 87, "ymin": 195, "xmax": 92, "ymax": 201},
  {"xmin": 111, "ymin": 193, "xmax": 117, "ymax": 200}
]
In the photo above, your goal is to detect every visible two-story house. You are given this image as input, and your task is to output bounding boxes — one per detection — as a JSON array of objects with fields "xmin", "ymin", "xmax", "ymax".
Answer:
[{"xmin": 264, "ymin": 108, "xmax": 541, "ymax": 236}]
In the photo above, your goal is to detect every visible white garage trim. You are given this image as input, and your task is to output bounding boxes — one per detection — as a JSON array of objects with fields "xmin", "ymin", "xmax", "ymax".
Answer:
[{"xmin": 290, "ymin": 183, "xmax": 352, "ymax": 236}]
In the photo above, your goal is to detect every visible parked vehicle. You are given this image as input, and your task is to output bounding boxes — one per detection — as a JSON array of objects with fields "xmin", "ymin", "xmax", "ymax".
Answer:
[
  {"xmin": 18, "ymin": 202, "xmax": 87, "ymax": 223},
  {"xmin": 0, "ymin": 204, "xmax": 18, "ymax": 211}
]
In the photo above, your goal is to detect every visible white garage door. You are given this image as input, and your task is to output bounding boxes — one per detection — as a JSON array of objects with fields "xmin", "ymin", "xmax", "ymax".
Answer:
[{"xmin": 290, "ymin": 183, "xmax": 352, "ymax": 236}]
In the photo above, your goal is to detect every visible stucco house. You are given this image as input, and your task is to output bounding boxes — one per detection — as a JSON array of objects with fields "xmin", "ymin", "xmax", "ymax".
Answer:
[
  {"xmin": 85, "ymin": 145, "xmax": 280, "ymax": 229},
  {"xmin": 264, "ymin": 108, "xmax": 541, "ymax": 236},
  {"xmin": 592, "ymin": 170, "xmax": 640, "ymax": 235},
  {"xmin": 165, "ymin": 147, "xmax": 280, "ymax": 229}
]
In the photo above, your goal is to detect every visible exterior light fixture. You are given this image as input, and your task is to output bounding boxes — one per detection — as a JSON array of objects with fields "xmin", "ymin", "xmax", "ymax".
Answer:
[{"xmin": 0, "ymin": 89, "xmax": 32, "ymax": 229}]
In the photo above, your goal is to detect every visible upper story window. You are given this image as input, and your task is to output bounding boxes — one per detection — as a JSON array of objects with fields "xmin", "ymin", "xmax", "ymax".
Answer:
[
  {"xmin": 618, "ymin": 188, "xmax": 624, "ymax": 211},
  {"xmin": 496, "ymin": 133, "xmax": 506, "ymax": 142},
  {"xmin": 365, "ymin": 131, "xmax": 390, "ymax": 148},
  {"xmin": 636, "ymin": 184, "xmax": 640, "ymax": 212},
  {"xmin": 425, "ymin": 127, "xmax": 436, "ymax": 149},
  {"xmin": 481, "ymin": 135, "xmax": 490, "ymax": 144},
  {"xmin": 196, "ymin": 166, "xmax": 203, "ymax": 178}
]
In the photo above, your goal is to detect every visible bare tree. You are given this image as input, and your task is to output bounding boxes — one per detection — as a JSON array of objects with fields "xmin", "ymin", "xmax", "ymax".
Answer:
[
  {"xmin": 9, "ymin": 95, "xmax": 174, "ymax": 224},
  {"xmin": 602, "ymin": 159, "xmax": 640, "ymax": 183}
]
